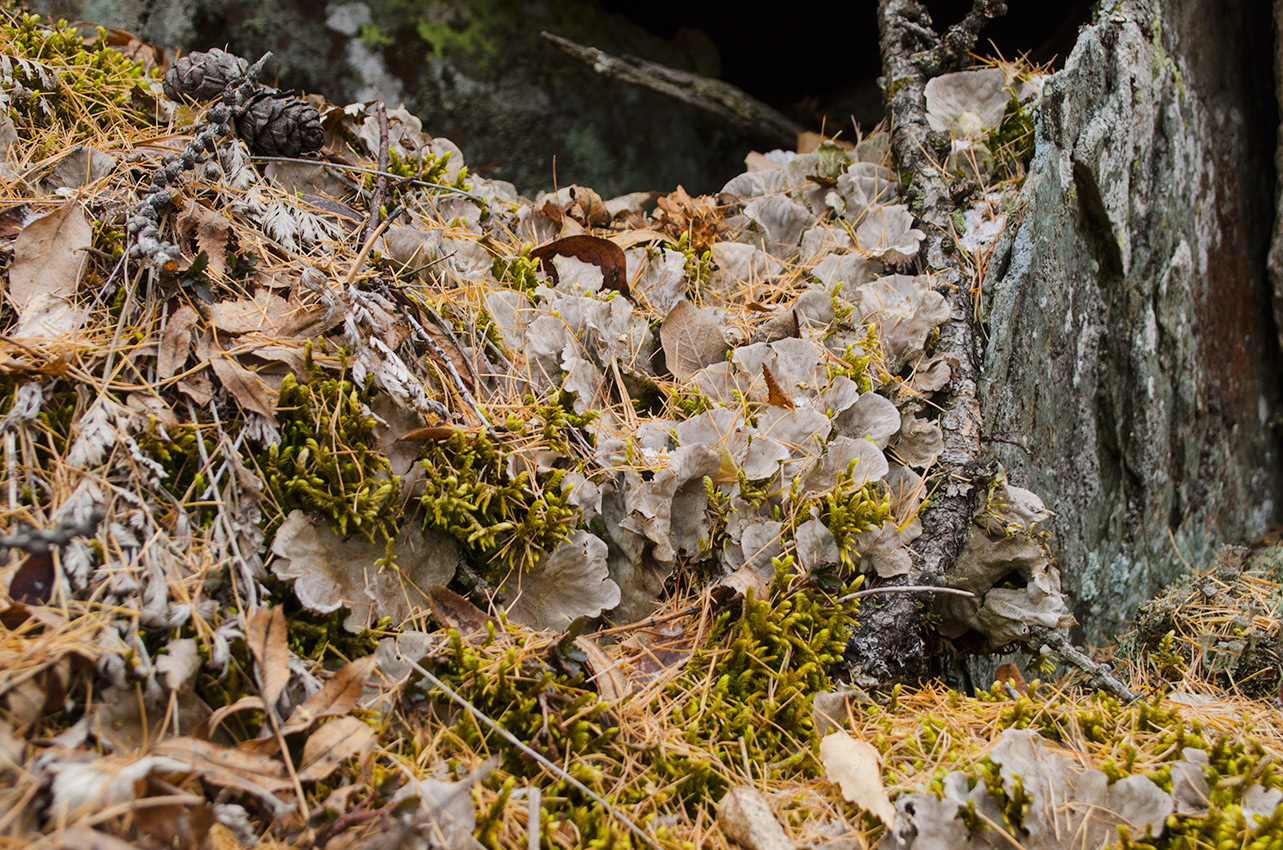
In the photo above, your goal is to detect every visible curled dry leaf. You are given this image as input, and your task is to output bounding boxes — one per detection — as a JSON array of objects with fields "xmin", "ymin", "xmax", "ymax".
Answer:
[
  {"xmin": 426, "ymin": 584, "xmax": 497, "ymax": 637},
  {"xmin": 762, "ymin": 364, "xmax": 795, "ymax": 408},
  {"xmin": 820, "ymin": 730, "xmax": 896, "ymax": 827},
  {"xmin": 574, "ymin": 635, "xmax": 631, "ymax": 702},
  {"xmin": 531, "ymin": 235, "xmax": 630, "ymax": 301}
]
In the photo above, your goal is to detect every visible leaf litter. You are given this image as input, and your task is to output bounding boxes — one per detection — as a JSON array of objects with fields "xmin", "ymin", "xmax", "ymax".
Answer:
[{"xmin": 0, "ymin": 13, "xmax": 1280, "ymax": 850}]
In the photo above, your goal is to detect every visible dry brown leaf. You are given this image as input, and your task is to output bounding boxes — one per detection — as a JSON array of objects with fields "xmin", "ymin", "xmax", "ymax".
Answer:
[
  {"xmin": 6, "ymin": 201, "xmax": 92, "ymax": 311},
  {"xmin": 399, "ymin": 425, "xmax": 475, "ymax": 442},
  {"xmin": 177, "ymin": 200, "xmax": 233, "ymax": 276},
  {"xmin": 246, "ymin": 606, "xmax": 289, "ymax": 707},
  {"xmin": 210, "ymin": 355, "xmax": 276, "ymax": 421},
  {"xmin": 176, "ymin": 374, "xmax": 215, "ymax": 406},
  {"xmin": 158, "ymin": 305, "xmax": 199, "ymax": 380},
  {"xmin": 297, "ymin": 716, "xmax": 376, "ymax": 782},
  {"xmin": 531, "ymin": 235, "xmax": 630, "ymax": 301},
  {"xmin": 608, "ymin": 229, "xmax": 677, "ymax": 249},
  {"xmin": 0, "ymin": 204, "xmax": 33, "ymax": 238},
  {"xmin": 716, "ymin": 786, "xmax": 794, "ymax": 850},
  {"xmin": 995, "ymin": 662, "xmax": 1028, "ymax": 695},
  {"xmin": 281, "ymin": 655, "xmax": 376, "ymax": 737},
  {"xmin": 819, "ymin": 730, "xmax": 896, "ymax": 827},
  {"xmin": 426, "ymin": 584, "xmax": 497, "ymax": 636},
  {"xmin": 9, "ymin": 552, "xmax": 54, "ymax": 605},
  {"xmin": 660, "ymin": 300, "xmax": 728, "ymax": 382},
  {"xmin": 207, "ymin": 290, "xmax": 293, "ymax": 335},
  {"xmin": 6, "ymin": 201, "xmax": 92, "ymax": 337},
  {"xmin": 151, "ymin": 737, "xmax": 292, "ymax": 812},
  {"xmin": 762, "ymin": 364, "xmax": 795, "ymax": 409},
  {"xmin": 575, "ymin": 635, "xmax": 631, "ymax": 703},
  {"xmin": 195, "ymin": 695, "xmax": 268, "ymax": 741}
]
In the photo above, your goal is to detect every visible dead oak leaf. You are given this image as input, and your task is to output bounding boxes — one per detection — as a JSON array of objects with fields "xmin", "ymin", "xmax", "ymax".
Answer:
[{"xmin": 177, "ymin": 200, "xmax": 234, "ymax": 276}]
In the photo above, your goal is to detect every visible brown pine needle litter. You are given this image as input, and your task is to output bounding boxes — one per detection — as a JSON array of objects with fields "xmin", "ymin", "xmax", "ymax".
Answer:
[{"xmin": 1, "ymin": 11, "xmax": 1282, "ymax": 850}]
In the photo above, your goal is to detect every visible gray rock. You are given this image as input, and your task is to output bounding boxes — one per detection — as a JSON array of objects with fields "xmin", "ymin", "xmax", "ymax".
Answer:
[
  {"xmin": 32, "ymin": 0, "xmax": 753, "ymax": 195},
  {"xmin": 981, "ymin": 0, "xmax": 1281, "ymax": 643}
]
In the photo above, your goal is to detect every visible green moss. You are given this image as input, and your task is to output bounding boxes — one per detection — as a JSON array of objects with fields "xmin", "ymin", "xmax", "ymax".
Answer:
[
  {"xmin": 491, "ymin": 245, "xmax": 542, "ymax": 296},
  {"xmin": 985, "ymin": 92, "xmax": 1036, "ymax": 179},
  {"xmin": 672, "ymin": 232, "xmax": 713, "ymax": 292},
  {"xmin": 815, "ymin": 471, "xmax": 894, "ymax": 571},
  {"xmin": 257, "ymin": 348, "xmax": 400, "ymax": 540},
  {"xmin": 648, "ymin": 559, "xmax": 860, "ymax": 805},
  {"xmin": 0, "ymin": 13, "xmax": 156, "ymax": 155},
  {"xmin": 418, "ymin": 428, "xmax": 577, "ymax": 578}
]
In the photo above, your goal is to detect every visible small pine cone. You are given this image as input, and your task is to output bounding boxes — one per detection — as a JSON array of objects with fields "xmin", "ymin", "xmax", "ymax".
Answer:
[
  {"xmin": 163, "ymin": 49, "xmax": 249, "ymax": 102},
  {"xmin": 235, "ymin": 88, "xmax": 324, "ymax": 157}
]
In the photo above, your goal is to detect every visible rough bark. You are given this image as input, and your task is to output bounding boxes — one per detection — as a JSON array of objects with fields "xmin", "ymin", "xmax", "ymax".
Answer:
[{"xmin": 843, "ymin": 0, "xmax": 1006, "ymax": 684}]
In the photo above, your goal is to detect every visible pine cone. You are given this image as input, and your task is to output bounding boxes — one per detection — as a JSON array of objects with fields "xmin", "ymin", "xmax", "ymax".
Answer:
[
  {"xmin": 235, "ymin": 88, "xmax": 324, "ymax": 157},
  {"xmin": 163, "ymin": 49, "xmax": 249, "ymax": 102}
]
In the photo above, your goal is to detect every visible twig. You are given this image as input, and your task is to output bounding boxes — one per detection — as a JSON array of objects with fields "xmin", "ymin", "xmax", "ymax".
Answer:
[
  {"xmin": 1028, "ymin": 625, "xmax": 1139, "ymax": 702},
  {"xmin": 541, "ymin": 31, "xmax": 805, "ymax": 146},
  {"xmin": 0, "ymin": 508, "xmax": 104, "ymax": 559},
  {"xmin": 364, "ymin": 101, "xmax": 390, "ymax": 243},
  {"xmin": 398, "ymin": 654, "xmax": 661, "ymax": 850},
  {"xmin": 834, "ymin": 584, "xmax": 976, "ymax": 604},
  {"xmin": 344, "ymin": 206, "xmax": 401, "ymax": 286},
  {"xmin": 250, "ymin": 156, "xmax": 486, "ymax": 202}
]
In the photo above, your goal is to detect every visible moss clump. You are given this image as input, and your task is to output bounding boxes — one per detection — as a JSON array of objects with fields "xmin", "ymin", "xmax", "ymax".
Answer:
[
  {"xmin": 650, "ymin": 559, "xmax": 859, "ymax": 804},
  {"xmin": 423, "ymin": 624, "xmax": 624, "ymax": 848},
  {"xmin": 0, "ymin": 13, "xmax": 156, "ymax": 155},
  {"xmin": 370, "ymin": 148, "xmax": 471, "ymax": 197},
  {"xmin": 824, "ymin": 329, "xmax": 880, "ymax": 393},
  {"xmin": 985, "ymin": 92, "xmax": 1036, "ymax": 180},
  {"xmin": 418, "ymin": 429, "xmax": 577, "ymax": 577},
  {"xmin": 491, "ymin": 245, "xmax": 542, "ymax": 296},
  {"xmin": 259, "ymin": 351, "xmax": 399, "ymax": 540}
]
